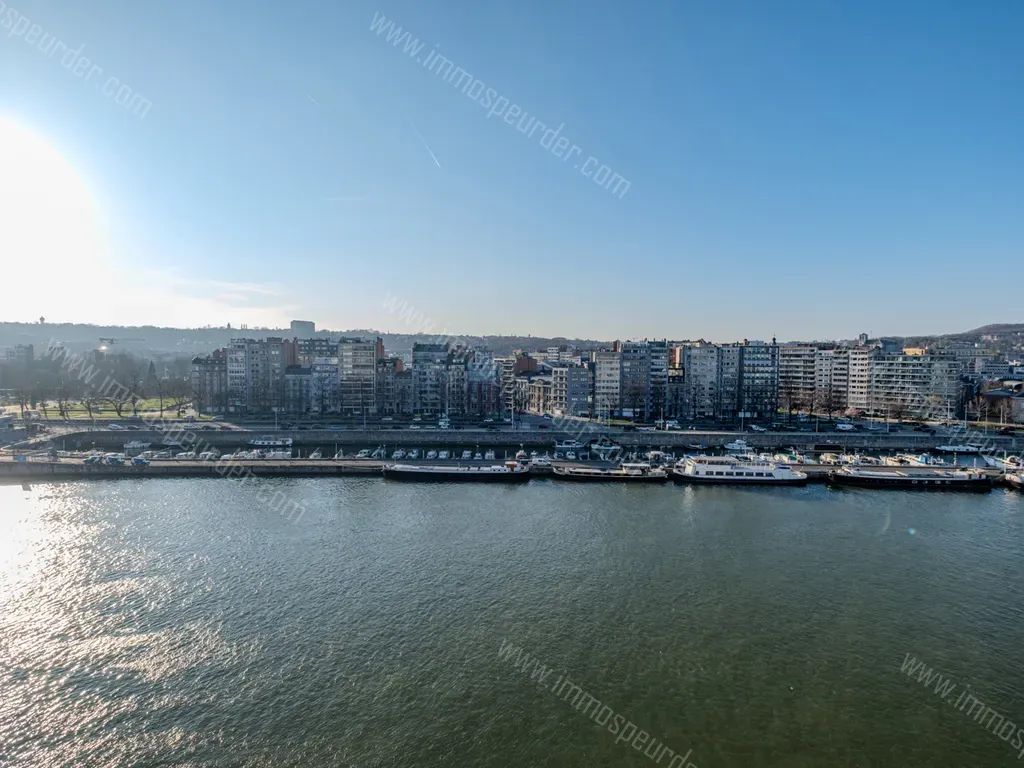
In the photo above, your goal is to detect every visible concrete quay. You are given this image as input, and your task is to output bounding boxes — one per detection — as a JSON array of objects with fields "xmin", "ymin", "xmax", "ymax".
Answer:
[
  {"xmin": 25, "ymin": 428, "xmax": 1023, "ymax": 453},
  {"xmin": 0, "ymin": 457, "xmax": 1012, "ymax": 486}
]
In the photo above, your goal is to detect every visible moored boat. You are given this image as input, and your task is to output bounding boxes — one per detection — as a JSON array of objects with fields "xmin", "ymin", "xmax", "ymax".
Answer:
[
  {"xmin": 382, "ymin": 461, "xmax": 531, "ymax": 482},
  {"xmin": 672, "ymin": 456, "xmax": 808, "ymax": 486},
  {"xmin": 552, "ymin": 463, "xmax": 667, "ymax": 482},
  {"xmin": 724, "ymin": 439, "xmax": 753, "ymax": 452},
  {"xmin": 826, "ymin": 467, "xmax": 991, "ymax": 492},
  {"xmin": 1007, "ymin": 473, "xmax": 1023, "ymax": 491},
  {"xmin": 898, "ymin": 453, "xmax": 951, "ymax": 468},
  {"xmin": 248, "ymin": 436, "xmax": 293, "ymax": 447},
  {"xmin": 935, "ymin": 444, "xmax": 982, "ymax": 454}
]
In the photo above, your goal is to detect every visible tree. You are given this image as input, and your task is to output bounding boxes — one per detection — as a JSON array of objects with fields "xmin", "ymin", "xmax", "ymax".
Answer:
[
  {"xmin": 997, "ymin": 397, "xmax": 1013, "ymax": 425},
  {"xmin": 623, "ymin": 384, "xmax": 645, "ymax": 421},
  {"xmin": 56, "ymin": 377, "xmax": 75, "ymax": 419},
  {"xmin": 35, "ymin": 379, "xmax": 52, "ymax": 420},
  {"xmin": 167, "ymin": 377, "xmax": 193, "ymax": 416},
  {"xmin": 81, "ymin": 389, "xmax": 101, "ymax": 420}
]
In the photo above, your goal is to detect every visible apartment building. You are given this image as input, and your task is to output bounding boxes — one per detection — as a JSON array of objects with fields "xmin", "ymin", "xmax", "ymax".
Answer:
[
  {"xmin": 190, "ymin": 352, "xmax": 227, "ymax": 414},
  {"xmin": 295, "ymin": 337, "xmax": 337, "ymax": 365},
  {"xmin": 310, "ymin": 357, "xmax": 340, "ymax": 414},
  {"xmin": 529, "ymin": 376, "xmax": 553, "ymax": 415},
  {"xmin": 0, "ymin": 344, "xmax": 34, "ymax": 365},
  {"xmin": 738, "ymin": 340, "xmax": 779, "ymax": 419},
  {"xmin": 412, "ymin": 343, "xmax": 451, "ymax": 418},
  {"xmin": 716, "ymin": 344, "xmax": 741, "ymax": 420},
  {"xmin": 225, "ymin": 337, "xmax": 296, "ymax": 413},
  {"xmin": 283, "ymin": 365, "xmax": 312, "ymax": 415},
  {"xmin": 682, "ymin": 343, "xmax": 719, "ymax": 420},
  {"xmin": 375, "ymin": 357, "xmax": 404, "ymax": 416},
  {"xmin": 590, "ymin": 349, "xmax": 621, "ymax": 418},
  {"xmin": 337, "ymin": 338, "xmax": 381, "ymax": 419},
  {"xmin": 846, "ymin": 346, "xmax": 874, "ymax": 412},
  {"xmin": 868, "ymin": 352, "xmax": 961, "ymax": 418},
  {"xmin": 778, "ymin": 346, "xmax": 817, "ymax": 412},
  {"xmin": 550, "ymin": 364, "xmax": 592, "ymax": 417},
  {"xmin": 814, "ymin": 348, "xmax": 849, "ymax": 414},
  {"xmin": 619, "ymin": 339, "xmax": 669, "ymax": 421}
]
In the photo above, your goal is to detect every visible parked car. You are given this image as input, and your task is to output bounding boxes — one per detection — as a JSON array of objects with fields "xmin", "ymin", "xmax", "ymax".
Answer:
[{"xmin": 108, "ymin": 424, "xmax": 125, "ymax": 430}]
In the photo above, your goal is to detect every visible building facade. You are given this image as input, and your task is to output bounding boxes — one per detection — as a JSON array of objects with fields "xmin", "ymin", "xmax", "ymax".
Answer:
[{"xmin": 551, "ymin": 364, "xmax": 592, "ymax": 417}]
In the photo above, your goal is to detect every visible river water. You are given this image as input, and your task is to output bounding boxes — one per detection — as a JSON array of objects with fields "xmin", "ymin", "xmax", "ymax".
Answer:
[{"xmin": 1, "ymin": 478, "xmax": 1022, "ymax": 767}]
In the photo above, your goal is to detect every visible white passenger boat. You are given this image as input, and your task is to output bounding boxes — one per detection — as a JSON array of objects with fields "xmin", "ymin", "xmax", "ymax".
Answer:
[
  {"xmin": 672, "ymin": 455, "xmax": 808, "ymax": 486},
  {"xmin": 391, "ymin": 449, "xmax": 405, "ymax": 460},
  {"xmin": 438, "ymin": 450, "xmax": 450, "ymax": 460},
  {"xmin": 426, "ymin": 450, "xmax": 438, "ymax": 460},
  {"xmin": 355, "ymin": 449, "xmax": 372, "ymax": 459},
  {"xmin": 461, "ymin": 450, "xmax": 472, "ymax": 460},
  {"xmin": 1007, "ymin": 473, "xmax": 1023, "ymax": 491},
  {"xmin": 407, "ymin": 449, "xmax": 420, "ymax": 460}
]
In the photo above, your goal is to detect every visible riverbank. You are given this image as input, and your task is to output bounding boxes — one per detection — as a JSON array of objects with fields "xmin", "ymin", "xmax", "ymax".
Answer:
[
  {"xmin": 12, "ymin": 427, "xmax": 1023, "ymax": 454},
  {"xmin": 0, "ymin": 457, "xmax": 1014, "ymax": 487}
]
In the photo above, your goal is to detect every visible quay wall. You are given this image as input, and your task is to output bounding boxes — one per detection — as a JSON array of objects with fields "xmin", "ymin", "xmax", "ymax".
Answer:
[{"xmin": 36, "ymin": 429, "xmax": 1022, "ymax": 453}]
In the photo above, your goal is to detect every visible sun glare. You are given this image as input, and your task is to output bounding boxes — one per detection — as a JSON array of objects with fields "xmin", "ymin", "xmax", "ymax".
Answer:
[{"xmin": 0, "ymin": 117, "xmax": 109, "ymax": 317}]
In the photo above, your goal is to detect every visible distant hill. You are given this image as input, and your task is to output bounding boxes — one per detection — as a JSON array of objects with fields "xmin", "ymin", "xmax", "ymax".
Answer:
[{"xmin": 0, "ymin": 322, "xmax": 612, "ymax": 359}]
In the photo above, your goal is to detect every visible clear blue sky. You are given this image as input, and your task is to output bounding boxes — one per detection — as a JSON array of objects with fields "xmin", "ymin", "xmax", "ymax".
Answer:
[{"xmin": 0, "ymin": 0, "xmax": 1021, "ymax": 341}]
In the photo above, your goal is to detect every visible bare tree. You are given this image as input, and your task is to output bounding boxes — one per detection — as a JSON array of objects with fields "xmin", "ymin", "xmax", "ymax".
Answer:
[
  {"xmin": 167, "ymin": 378, "xmax": 193, "ymax": 416},
  {"xmin": 80, "ymin": 389, "xmax": 101, "ymax": 421},
  {"xmin": 56, "ymin": 377, "xmax": 75, "ymax": 419}
]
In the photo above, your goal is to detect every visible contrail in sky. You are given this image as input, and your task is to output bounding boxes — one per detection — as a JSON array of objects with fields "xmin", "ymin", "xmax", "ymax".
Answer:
[{"xmin": 409, "ymin": 121, "xmax": 441, "ymax": 168}]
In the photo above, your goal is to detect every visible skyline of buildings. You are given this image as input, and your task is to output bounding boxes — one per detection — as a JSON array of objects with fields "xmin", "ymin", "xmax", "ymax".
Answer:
[{"xmin": 188, "ymin": 327, "xmax": 1024, "ymax": 424}]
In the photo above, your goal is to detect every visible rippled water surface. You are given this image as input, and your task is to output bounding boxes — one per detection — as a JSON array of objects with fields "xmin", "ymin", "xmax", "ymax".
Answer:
[{"xmin": 1, "ymin": 478, "xmax": 1023, "ymax": 767}]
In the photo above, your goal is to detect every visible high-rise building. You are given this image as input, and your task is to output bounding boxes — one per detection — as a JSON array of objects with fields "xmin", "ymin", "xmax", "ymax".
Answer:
[
  {"xmin": 290, "ymin": 320, "xmax": 316, "ymax": 336},
  {"xmin": 778, "ymin": 346, "xmax": 818, "ymax": 413},
  {"xmin": 310, "ymin": 357, "xmax": 340, "ymax": 414},
  {"xmin": 190, "ymin": 352, "xmax": 227, "ymax": 415},
  {"xmin": 868, "ymin": 352, "xmax": 961, "ymax": 418},
  {"xmin": 550, "ymin": 364, "xmax": 592, "ymax": 417},
  {"xmin": 619, "ymin": 340, "xmax": 669, "ymax": 421},
  {"xmin": 284, "ymin": 365, "xmax": 312, "ymax": 415},
  {"xmin": 412, "ymin": 343, "xmax": 450, "ymax": 418},
  {"xmin": 225, "ymin": 337, "xmax": 296, "ymax": 413},
  {"xmin": 682, "ymin": 343, "xmax": 719, "ymax": 420},
  {"xmin": 296, "ymin": 337, "xmax": 337, "ymax": 365},
  {"xmin": 338, "ymin": 338, "xmax": 381, "ymax": 419},
  {"xmin": 814, "ymin": 348, "xmax": 849, "ymax": 414},
  {"xmin": 737, "ymin": 340, "xmax": 779, "ymax": 420},
  {"xmin": 590, "ymin": 349, "xmax": 621, "ymax": 419},
  {"xmin": 375, "ymin": 357, "xmax": 405, "ymax": 416}
]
